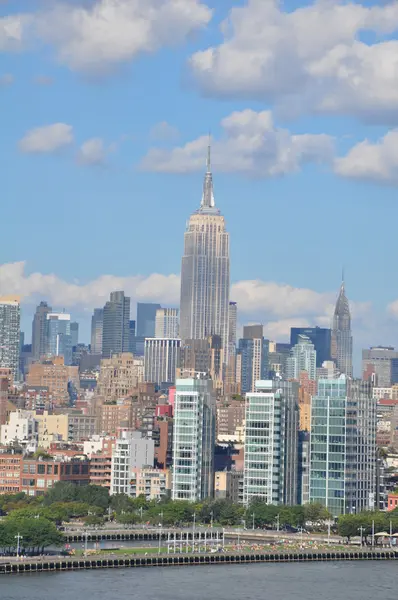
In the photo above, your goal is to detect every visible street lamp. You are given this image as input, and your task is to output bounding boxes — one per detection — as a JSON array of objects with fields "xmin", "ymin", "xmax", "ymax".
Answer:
[
  {"xmin": 15, "ymin": 533, "xmax": 23, "ymax": 559},
  {"xmin": 358, "ymin": 526, "xmax": 365, "ymax": 547},
  {"xmin": 158, "ymin": 511, "xmax": 164, "ymax": 554},
  {"xmin": 192, "ymin": 511, "xmax": 196, "ymax": 553}
]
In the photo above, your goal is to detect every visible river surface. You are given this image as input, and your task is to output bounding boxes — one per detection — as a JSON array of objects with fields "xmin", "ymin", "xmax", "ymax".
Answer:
[{"xmin": 2, "ymin": 562, "xmax": 397, "ymax": 600}]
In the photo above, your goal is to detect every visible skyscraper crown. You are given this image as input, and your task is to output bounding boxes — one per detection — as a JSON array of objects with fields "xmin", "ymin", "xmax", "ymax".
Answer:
[
  {"xmin": 199, "ymin": 141, "xmax": 218, "ymax": 214},
  {"xmin": 334, "ymin": 280, "xmax": 350, "ymax": 318}
]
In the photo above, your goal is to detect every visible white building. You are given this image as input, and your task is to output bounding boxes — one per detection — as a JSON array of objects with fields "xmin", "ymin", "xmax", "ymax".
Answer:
[
  {"xmin": 0, "ymin": 296, "xmax": 21, "ymax": 380},
  {"xmin": 110, "ymin": 430, "xmax": 154, "ymax": 496},
  {"xmin": 144, "ymin": 338, "xmax": 181, "ymax": 385},
  {"xmin": 155, "ymin": 308, "xmax": 179, "ymax": 339},
  {"xmin": 286, "ymin": 334, "xmax": 316, "ymax": 380},
  {"xmin": 0, "ymin": 410, "xmax": 38, "ymax": 450},
  {"xmin": 172, "ymin": 374, "xmax": 216, "ymax": 502}
]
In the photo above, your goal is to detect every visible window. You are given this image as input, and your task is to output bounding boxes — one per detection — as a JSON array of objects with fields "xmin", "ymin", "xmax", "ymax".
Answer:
[
  {"xmin": 37, "ymin": 464, "xmax": 45, "ymax": 474},
  {"xmin": 37, "ymin": 479, "xmax": 45, "ymax": 488}
]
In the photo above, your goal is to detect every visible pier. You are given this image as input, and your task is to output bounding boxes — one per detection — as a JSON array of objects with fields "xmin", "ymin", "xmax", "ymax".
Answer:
[{"xmin": 1, "ymin": 549, "xmax": 397, "ymax": 575}]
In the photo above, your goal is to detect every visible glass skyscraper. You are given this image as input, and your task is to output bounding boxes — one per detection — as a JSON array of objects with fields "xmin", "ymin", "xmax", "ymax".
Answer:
[
  {"xmin": 46, "ymin": 312, "xmax": 72, "ymax": 366},
  {"xmin": 331, "ymin": 280, "xmax": 353, "ymax": 377},
  {"xmin": 286, "ymin": 334, "xmax": 317, "ymax": 380},
  {"xmin": 102, "ymin": 291, "xmax": 130, "ymax": 359},
  {"xmin": 31, "ymin": 301, "xmax": 52, "ymax": 361},
  {"xmin": 172, "ymin": 375, "xmax": 216, "ymax": 501},
  {"xmin": 290, "ymin": 326, "xmax": 331, "ymax": 368},
  {"xmin": 90, "ymin": 308, "xmax": 104, "ymax": 355},
  {"xmin": 179, "ymin": 146, "xmax": 230, "ymax": 355},
  {"xmin": 309, "ymin": 375, "xmax": 376, "ymax": 515}
]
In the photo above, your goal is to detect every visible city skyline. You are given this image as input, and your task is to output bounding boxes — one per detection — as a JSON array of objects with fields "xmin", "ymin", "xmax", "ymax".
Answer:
[{"xmin": 3, "ymin": 0, "xmax": 398, "ymax": 366}]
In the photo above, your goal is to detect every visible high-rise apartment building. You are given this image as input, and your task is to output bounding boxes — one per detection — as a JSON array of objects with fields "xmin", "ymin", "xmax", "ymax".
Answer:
[
  {"xmin": 32, "ymin": 301, "xmax": 52, "ymax": 361},
  {"xmin": 309, "ymin": 375, "xmax": 376, "ymax": 515},
  {"xmin": 331, "ymin": 281, "xmax": 353, "ymax": 377},
  {"xmin": 0, "ymin": 296, "xmax": 21, "ymax": 379},
  {"xmin": 97, "ymin": 353, "xmax": 144, "ymax": 401},
  {"xmin": 155, "ymin": 308, "xmax": 179, "ymax": 339},
  {"xmin": 238, "ymin": 332, "xmax": 269, "ymax": 394},
  {"xmin": 26, "ymin": 357, "xmax": 79, "ymax": 404},
  {"xmin": 90, "ymin": 308, "xmax": 104, "ymax": 355},
  {"xmin": 110, "ymin": 430, "xmax": 155, "ymax": 496},
  {"xmin": 179, "ymin": 147, "xmax": 230, "ymax": 354},
  {"xmin": 46, "ymin": 312, "xmax": 72, "ymax": 366},
  {"xmin": 102, "ymin": 291, "xmax": 130, "ymax": 359},
  {"xmin": 286, "ymin": 334, "xmax": 317, "ymax": 380},
  {"xmin": 144, "ymin": 338, "xmax": 181, "ymax": 386},
  {"xmin": 243, "ymin": 380, "xmax": 299, "ymax": 506},
  {"xmin": 362, "ymin": 346, "xmax": 398, "ymax": 387},
  {"xmin": 290, "ymin": 327, "xmax": 331, "ymax": 368},
  {"xmin": 172, "ymin": 375, "xmax": 216, "ymax": 501}
]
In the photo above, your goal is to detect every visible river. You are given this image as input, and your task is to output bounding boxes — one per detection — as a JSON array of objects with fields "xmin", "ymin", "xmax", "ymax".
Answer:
[{"xmin": 2, "ymin": 562, "xmax": 397, "ymax": 600}]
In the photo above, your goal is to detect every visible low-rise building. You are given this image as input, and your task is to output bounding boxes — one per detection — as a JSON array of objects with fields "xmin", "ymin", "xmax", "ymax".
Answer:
[
  {"xmin": 387, "ymin": 491, "xmax": 398, "ymax": 511},
  {"xmin": 110, "ymin": 430, "xmax": 154, "ymax": 496},
  {"xmin": 214, "ymin": 470, "xmax": 243, "ymax": 504},
  {"xmin": 130, "ymin": 467, "xmax": 170, "ymax": 500},
  {"xmin": 0, "ymin": 410, "xmax": 39, "ymax": 449}
]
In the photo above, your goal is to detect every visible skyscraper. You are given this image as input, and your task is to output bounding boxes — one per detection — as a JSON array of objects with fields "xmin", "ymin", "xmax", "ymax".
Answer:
[
  {"xmin": 70, "ymin": 321, "xmax": 79, "ymax": 348},
  {"xmin": 172, "ymin": 374, "xmax": 216, "ymax": 501},
  {"xmin": 136, "ymin": 303, "xmax": 161, "ymax": 338},
  {"xmin": 155, "ymin": 308, "xmax": 179, "ymax": 339},
  {"xmin": 243, "ymin": 379, "xmax": 299, "ymax": 506},
  {"xmin": 32, "ymin": 301, "xmax": 52, "ymax": 361},
  {"xmin": 102, "ymin": 291, "xmax": 130, "ymax": 359},
  {"xmin": 286, "ymin": 334, "xmax": 317, "ymax": 380},
  {"xmin": 290, "ymin": 327, "xmax": 331, "ymax": 368},
  {"xmin": 362, "ymin": 346, "xmax": 398, "ymax": 387},
  {"xmin": 0, "ymin": 296, "xmax": 21, "ymax": 380},
  {"xmin": 238, "ymin": 328, "xmax": 269, "ymax": 394},
  {"xmin": 309, "ymin": 375, "xmax": 376, "ymax": 515},
  {"xmin": 179, "ymin": 146, "xmax": 230, "ymax": 354},
  {"xmin": 331, "ymin": 279, "xmax": 353, "ymax": 377},
  {"xmin": 90, "ymin": 308, "xmax": 104, "ymax": 355},
  {"xmin": 228, "ymin": 301, "xmax": 237, "ymax": 347},
  {"xmin": 144, "ymin": 338, "xmax": 181, "ymax": 386},
  {"xmin": 129, "ymin": 319, "xmax": 136, "ymax": 354},
  {"xmin": 46, "ymin": 312, "xmax": 72, "ymax": 366}
]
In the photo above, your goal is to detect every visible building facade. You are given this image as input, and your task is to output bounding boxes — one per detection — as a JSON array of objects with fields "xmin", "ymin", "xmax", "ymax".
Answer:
[
  {"xmin": 0, "ymin": 296, "xmax": 21, "ymax": 380},
  {"xmin": 144, "ymin": 338, "xmax": 181, "ymax": 386},
  {"xmin": 179, "ymin": 147, "xmax": 230, "ymax": 355},
  {"xmin": 362, "ymin": 346, "xmax": 398, "ymax": 387},
  {"xmin": 32, "ymin": 301, "xmax": 52, "ymax": 361},
  {"xmin": 155, "ymin": 308, "xmax": 179, "ymax": 339},
  {"xmin": 238, "ymin": 336, "xmax": 269, "ymax": 394},
  {"xmin": 46, "ymin": 313, "xmax": 72, "ymax": 366},
  {"xmin": 110, "ymin": 430, "xmax": 155, "ymax": 496},
  {"xmin": 102, "ymin": 291, "xmax": 130, "ymax": 359},
  {"xmin": 286, "ymin": 334, "xmax": 317, "ymax": 380},
  {"xmin": 290, "ymin": 327, "xmax": 331, "ymax": 368},
  {"xmin": 172, "ymin": 375, "xmax": 216, "ymax": 502}
]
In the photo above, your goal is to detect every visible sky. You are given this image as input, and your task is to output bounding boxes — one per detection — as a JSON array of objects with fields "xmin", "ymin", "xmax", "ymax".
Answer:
[{"xmin": 2, "ymin": 0, "xmax": 398, "ymax": 372}]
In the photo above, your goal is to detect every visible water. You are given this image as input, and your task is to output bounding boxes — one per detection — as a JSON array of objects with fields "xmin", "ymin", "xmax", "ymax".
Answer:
[{"xmin": 2, "ymin": 562, "xmax": 397, "ymax": 600}]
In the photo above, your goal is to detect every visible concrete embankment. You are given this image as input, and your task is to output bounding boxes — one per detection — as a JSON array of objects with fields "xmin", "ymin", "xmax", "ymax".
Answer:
[{"xmin": 1, "ymin": 549, "xmax": 397, "ymax": 575}]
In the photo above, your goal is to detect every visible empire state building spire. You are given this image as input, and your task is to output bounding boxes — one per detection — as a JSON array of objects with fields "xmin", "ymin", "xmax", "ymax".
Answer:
[{"xmin": 200, "ymin": 140, "xmax": 215, "ymax": 210}]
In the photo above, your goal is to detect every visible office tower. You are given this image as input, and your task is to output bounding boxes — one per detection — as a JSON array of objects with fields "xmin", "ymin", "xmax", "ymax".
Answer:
[
  {"xmin": 228, "ymin": 302, "xmax": 237, "ymax": 347},
  {"xmin": 286, "ymin": 334, "xmax": 317, "ymax": 380},
  {"xmin": 362, "ymin": 346, "xmax": 398, "ymax": 387},
  {"xmin": 136, "ymin": 303, "xmax": 161, "ymax": 338},
  {"xmin": 180, "ymin": 339, "xmax": 211, "ymax": 375},
  {"xmin": 179, "ymin": 146, "xmax": 230, "ymax": 354},
  {"xmin": 243, "ymin": 324, "xmax": 263, "ymax": 340},
  {"xmin": 144, "ymin": 338, "xmax": 181, "ymax": 386},
  {"xmin": 46, "ymin": 312, "xmax": 72, "ymax": 365},
  {"xmin": 172, "ymin": 374, "xmax": 216, "ymax": 501},
  {"xmin": 331, "ymin": 280, "xmax": 353, "ymax": 377},
  {"xmin": 155, "ymin": 308, "xmax": 179, "ymax": 339},
  {"xmin": 238, "ymin": 333, "xmax": 269, "ymax": 394},
  {"xmin": 110, "ymin": 431, "xmax": 155, "ymax": 496},
  {"xmin": 268, "ymin": 342, "xmax": 291, "ymax": 377},
  {"xmin": 0, "ymin": 296, "xmax": 21, "ymax": 380},
  {"xmin": 290, "ymin": 327, "xmax": 331, "ymax": 368},
  {"xmin": 70, "ymin": 321, "xmax": 79, "ymax": 348},
  {"xmin": 32, "ymin": 301, "xmax": 52, "ymax": 361},
  {"xmin": 309, "ymin": 375, "xmax": 376, "ymax": 515},
  {"xmin": 128, "ymin": 319, "xmax": 136, "ymax": 355},
  {"xmin": 90, "ymin": 308, "xmax": 104, "ymax": 355},
  {"xmin": 102, "ymin": 291, "xmax": 130, "ymax": 359},
  {"xmin": 97, "ymin": 353, "xmax": 144, "ymax": 401},
  {"xmin": 243, "ymin": 379, "xmax": 299, "ymax": 506}
]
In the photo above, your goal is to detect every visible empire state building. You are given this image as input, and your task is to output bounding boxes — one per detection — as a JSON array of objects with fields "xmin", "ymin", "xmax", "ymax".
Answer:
[{"xmin": 179, "ymin": 146, "xmax": 230, "ymax": 353}]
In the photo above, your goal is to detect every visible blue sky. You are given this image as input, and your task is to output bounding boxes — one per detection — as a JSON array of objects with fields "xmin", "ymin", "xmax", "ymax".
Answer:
[{"xmin": 1, "ymin": 0, "xmax": 398, "ymax": 370}]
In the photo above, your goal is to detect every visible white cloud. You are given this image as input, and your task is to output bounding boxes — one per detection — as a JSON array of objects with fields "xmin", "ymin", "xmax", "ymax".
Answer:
[
  {"xmin": 149, "ymin": 121, "xmax": 180, "ymax": 142},
  {"xmin": 189, "ymin": 0, "xmax": 398, "ymax": 121},
  {"xmin": 1, "ymin": 0, "xmax": 212, "ymax": 74},
  {"xmin": 141, "ymin": 109, "xmax": 334, "ymax": 177},
  {"xmin": 77, "ymin": 137, "xmax": 109, "ymax": 166},
  {"xmin": 335, "ymin": 130, "xmax": 398, "ymax": 184},
  {"xmin": 0, "ymin": 73, "xmax": 13, "ymax": 86},
  {"xmin": 18, "ymin": 123, "xmax": 74, "ymax": 154}
]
